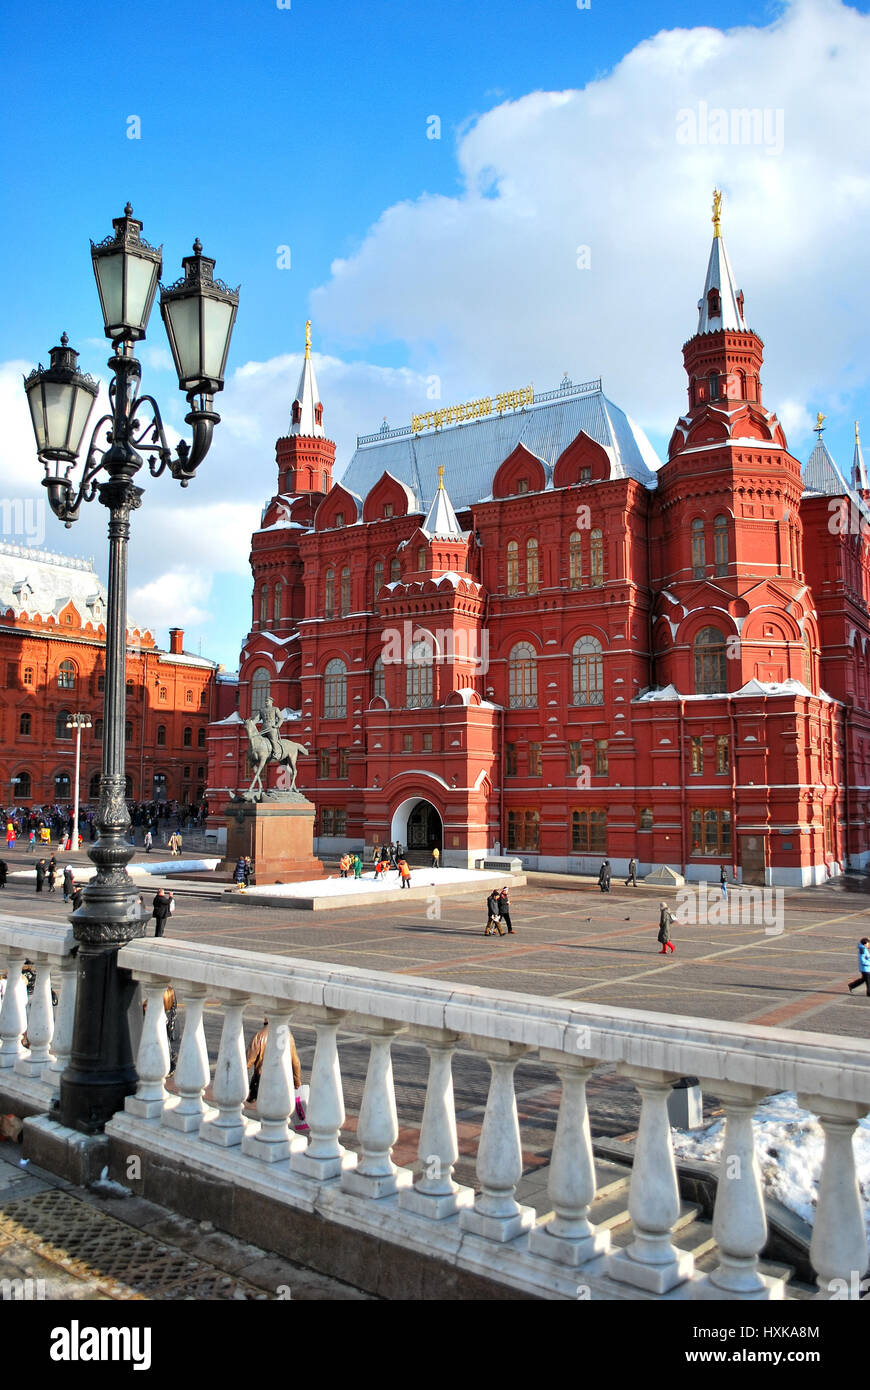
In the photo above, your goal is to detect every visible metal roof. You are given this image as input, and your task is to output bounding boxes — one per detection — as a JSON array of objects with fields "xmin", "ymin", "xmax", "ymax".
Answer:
[
  {"xmin": 336, "ymin": 380, "xmax": 661, "ymax": 514},
  {"xmin": 802, "ymin": 438, "xmax": 847, "ymax": 496},
  {"xmin": 696, "ymin": 232, "xmax": 747, "ymax": 335}
]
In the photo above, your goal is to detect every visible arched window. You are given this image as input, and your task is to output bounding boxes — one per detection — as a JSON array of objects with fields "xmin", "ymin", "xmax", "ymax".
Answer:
[
  {"xmin": 324, "ymin": 568, "xmax": 335, "ymax": 619},
  {"xmin": 125, "ymin": 721, "xmax": 133, "ymax": 744},
  {"xmin": 417, "ymin": 546, "xmax": 427, "ymax": 572},
  {"xmin": 89, "ymin": 772, "xmax": 101, "ymax": 799},
  {"xmin": 23, "ymin": 667, "xmax": 34, "ymax": 687},
  {"xmin": 273, "ymin": 582, "xmax": 282, "ymax": 623},
  {"xmin": 373, "ymin": 560, "xmax": 384, "ymax": 607},
  {"xmin": 183, "ymin": 726, "xmax": 192, "ymax": 747},
  {"xmin": 197, "ymin": 727, "xmax": 206, "ymax": 748},
  {"xmin": 714, "ymin": 515, "xmax": 728, "ymax": 577},
  {"xmin": 156, "ymin": 724, "xmax": 166, "ymax": 746},
  {"xmin": 19, "ymin": 712, "xmax": 31, "ymax": 735},
  {"xmin": 572, "ymin": 636, "xmax": 604, "ymax": 705},
  {"xmin": 590, "ymin": 529, "xmax": 604, "ymax": 587},
  {"xmin": 57, "ymin": 660, "xmax": 76, "ymax": 689},
  {"xmin": 526, "ymin": 538, "xmax": 539, "ymax": 595},
  {"xmin": 56, "ymin": 709, "xmax": 71, "ymax": 740},
  {"xmin": 54, "ymin": 772, "xmax": 71, "ymax": 799},
  {"xmin": 506, "ymin": 541, "xmax": 519, "ymax": 596},
  {"xmin": 390, "ymin": 557, "xmax": 401, "ymax": 583},
  {"xmin": 692, "ymin": 519, "xmax": 706, "ymax": 579},
  {"xmin": 406, "ymin": 639, "xmax": 433, "ymax": 709},
  {"xmin": 94, "ymin": 720, "xmax": 103, "ymax": 742},
  {"xmin": 372, "ymin": 654, "xmax": 385, "ymax": 700},
  {"xmin": 694, "ymin": 627, "xmax": 727, "ymax": 694},
  {"xmin": 803, "ymin": 633, "xmax": 813, "ymax": 691},
  {"xmin": 569, "ymin": 531, "xmax": 582, "ymax": 589},
  {"xmin": 324, "ymin": 659, "xmax": 347, "ymax": 719},
  {"xmin": 709, "ymin": 371, "xmax": 720, "ymax": 401},
  {"xmin": 259, "ymin": 585, "xmax": 268, "ymax": 624},
  {"xmin": 250, "ymin": 667, "xmax": 270, "ymax": 716},
  {"xmin": 340, "ymin": 567, "xmax": 351, "ymax": 616},
  {"xmin": 13, "ymin": 771, "xmax": 31, "ymax": 799},
  {"xmin": 508, "ymin": 642, "xmax": 537, "ymax": 708}
]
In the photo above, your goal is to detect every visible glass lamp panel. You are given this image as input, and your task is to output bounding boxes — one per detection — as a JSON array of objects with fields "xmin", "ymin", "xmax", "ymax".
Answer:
[
  {"xmin": 165, "ymin": 296, "xmax": 201, "ymax": 385},
  {"xmin": 93, "ymin": 253, "xmax": 125, "ymax": 335},
  {"xmin": 26, "ymin": 383, "xmax": 47, "ymax": 450},
  {"xmin": 43, "ymin": 381, "xmax": 75, "ymax": 453},
  {"xmin": 125, "ymin": 253, "xmax": 160, "ymax": 333},
  {"xmin": 201, "ymin": 298, "xmax": 235, "ymax": 380},
  {"xmin": 69, "ymin": 386, "xmax": 96, "ymax": 456}
]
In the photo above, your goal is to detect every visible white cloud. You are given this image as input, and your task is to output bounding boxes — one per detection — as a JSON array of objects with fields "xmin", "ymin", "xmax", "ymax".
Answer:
[{"xmin": 129, "ymin": 569, "xmax": 212, "ymax": 631}]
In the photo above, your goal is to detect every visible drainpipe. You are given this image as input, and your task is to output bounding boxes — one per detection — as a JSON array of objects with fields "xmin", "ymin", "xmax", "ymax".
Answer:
[
  {"xmin": 678, "ymin": 698, "xmax": 688, "ymax": 876},
  {"xmin": 728, "ymin": 695, "xmax": 738, "ymax": 881}
]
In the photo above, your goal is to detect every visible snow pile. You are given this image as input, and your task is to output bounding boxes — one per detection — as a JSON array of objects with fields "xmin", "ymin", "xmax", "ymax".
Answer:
[{"xmin": 671, "ymin": 1091, "xmax": 870, "ymax": 1235}]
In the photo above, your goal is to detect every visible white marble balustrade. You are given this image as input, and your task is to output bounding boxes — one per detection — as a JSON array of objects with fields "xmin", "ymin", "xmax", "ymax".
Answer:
[
  {"xmin": 0, "ymin": 917, "xmax": 77, "ymax": 1110},
  {"xmin": 53, "ymin": 935, "xmax": 870, "ymax": 1300}
]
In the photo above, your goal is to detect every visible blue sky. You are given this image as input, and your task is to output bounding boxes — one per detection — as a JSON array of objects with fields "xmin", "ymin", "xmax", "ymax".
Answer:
[{"xmin": 2, "ymin": 0, "xmax": 870, "ymax": 667}]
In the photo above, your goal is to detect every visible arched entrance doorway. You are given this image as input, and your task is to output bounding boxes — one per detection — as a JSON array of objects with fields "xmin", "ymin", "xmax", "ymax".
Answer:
[{"xmin": 390, "ymin": 797, "xmax": 443, "ymax": 857}]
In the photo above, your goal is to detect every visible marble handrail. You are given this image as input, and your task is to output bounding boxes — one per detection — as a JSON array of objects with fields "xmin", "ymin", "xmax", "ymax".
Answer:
[{"xmin": 0, "ymin": 917, "xmax": 77, "ymax": 1099}]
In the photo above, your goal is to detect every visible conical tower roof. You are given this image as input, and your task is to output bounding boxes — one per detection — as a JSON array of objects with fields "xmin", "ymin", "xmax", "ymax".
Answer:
[
  {"xmin": 803, "ymin": 418, "xmax": 847, "ymax": 496},
  {"xmin": 696, "ymin": 190, "xmax": 748, "ymax": 334},
  {"xmin": 853, "ymin": 422, "xmax": 868, "ymax": 491},
  {"xmin": 422, "ymin": 466, "xmax": 463, "ymax": 539},
  {"xmin": 289, "ymin": 320, "xmax": 324, "ymax": 438}
]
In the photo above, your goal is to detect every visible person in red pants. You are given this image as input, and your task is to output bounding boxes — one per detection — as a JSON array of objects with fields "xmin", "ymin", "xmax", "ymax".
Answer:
[{"xmin": 657, "ymin": 901, "xmax": 675, "ymax": 954}]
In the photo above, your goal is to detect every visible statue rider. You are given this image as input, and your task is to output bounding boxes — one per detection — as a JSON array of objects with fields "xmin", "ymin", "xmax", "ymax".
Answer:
[{"xmin": 257, "ymin": 696, "xmax": 283, "ymax": 761}]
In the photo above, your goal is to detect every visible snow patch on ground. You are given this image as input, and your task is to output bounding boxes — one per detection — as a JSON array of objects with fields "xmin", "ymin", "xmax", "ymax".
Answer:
[
  {"xmin": 243, "ymin": 868, "xmax": 508, "ymax": 898},
  {"xmin": 671, "ymin": 1091, "xmax": 870, "ymax": 1235}
]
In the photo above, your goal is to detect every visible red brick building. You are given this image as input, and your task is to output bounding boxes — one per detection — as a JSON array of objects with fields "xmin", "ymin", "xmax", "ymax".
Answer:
[
  {"xmin": 0, "ymin": 543, "xmax": 217, "ymax": 809},
  {"xmin": 209, "ymin": 214, "xmax": 870, "ymax": 886}
]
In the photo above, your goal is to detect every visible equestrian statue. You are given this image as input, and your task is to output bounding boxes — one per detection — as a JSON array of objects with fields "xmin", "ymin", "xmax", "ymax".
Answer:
[{"xmin": 239, "ymin": 697, "xmax": 309, "ymax": 801}]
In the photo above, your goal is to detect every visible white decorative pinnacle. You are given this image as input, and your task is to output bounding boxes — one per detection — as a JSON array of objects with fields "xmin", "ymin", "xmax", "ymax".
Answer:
[{"xmin": 289, "ymin": 322, "xmax": 325, "ymax": 438}]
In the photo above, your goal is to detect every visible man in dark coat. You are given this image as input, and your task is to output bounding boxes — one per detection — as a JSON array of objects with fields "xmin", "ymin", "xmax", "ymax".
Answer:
[
  {"xmin": 35, "ymin": 859, "xmax": 46, "ymax": 892},
  {"xmin": 625, "ymin": 857, "xmax": 638, "ymax": 887},
  {"xmin": 497, "ymin": 886, "xmax": 514, "ymax": 934},
  {"xmin": 152, "ymin": 889, "xmax": 171, "ymax": 938},
  {"xmin": 598, "ymin": 860, "xmax": 611, "ymax": 893}
]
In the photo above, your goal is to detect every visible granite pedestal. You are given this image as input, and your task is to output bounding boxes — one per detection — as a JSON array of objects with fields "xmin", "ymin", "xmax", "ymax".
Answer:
[{"xmin": 221, "ymin": 796, "xmax": 324, "ymax": 885}]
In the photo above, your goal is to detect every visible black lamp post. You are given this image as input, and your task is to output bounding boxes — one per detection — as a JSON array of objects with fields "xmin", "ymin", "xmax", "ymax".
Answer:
[{"xmin": 23, "ymin": 204, "xmax": 239, "ymax": 1133}]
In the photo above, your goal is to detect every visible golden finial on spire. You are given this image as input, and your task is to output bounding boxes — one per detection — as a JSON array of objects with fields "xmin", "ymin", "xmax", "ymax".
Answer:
[
  {"xmin": 856, "ymin": 421, "xmax": 861, "ymax": 444},
  {"xmin": 712, "ymin": 189, "xmax": 723, "ymax": 238},
  {"xmin": 437, "ymin": 465, "xmax": 445, "ymax": 490},
  {"xmin": 304, "ymin": 320, "xmax": 312, "ymax": 359},
  {"xmin": 816, "ymin": 411, "xmax": 826, "ymax": 440}
]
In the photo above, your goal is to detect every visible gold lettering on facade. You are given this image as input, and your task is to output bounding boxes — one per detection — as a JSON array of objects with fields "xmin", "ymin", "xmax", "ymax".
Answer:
[{"xmin": 412, "ymin": 385, "xmax": 533, "ymax": 433}]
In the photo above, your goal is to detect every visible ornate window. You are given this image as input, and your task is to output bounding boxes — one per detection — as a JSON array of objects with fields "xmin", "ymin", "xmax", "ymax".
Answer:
[
  {"xmin": 569, "ymin": 531, "xmax": 582, "ymax": 589},
  {"xmin": 714, "ymin": 515, "xmax": 728, "ymax": 577},
  {"xmin": 185, "ymin": 689, "xmax": 193, "ymax": 704},
  {"xmin": 508, "ymin": 642, "xmax": 537, "ymax": 708},
  {"xmin": 406, "ymin": 639, "xmax": 433, "ymax": 709},
  {"xmin": 690, "ymin": 808, "xmax": 732, "ymax": 856},
  {"xmin": 694, "ymin": 627, "xmax": 727, "ymax": 694},
  {"xmin": 324, "ymin": 659, "xmax": 347, "ymax": 719},
  {"xmin": 507, "ymin": 809, "xmax": 540, "ymax": 852},
  {"xmin": 692, "ymin": 519, "xmax": 706, "ymax": 579},
  {"xmin": 273, "ymin": 582, "xmax": 282, "ymax": 623},
  {"xmin": 13, "ymin": 771, "xmax": 31, "ymax": 799},
  {"xmin": 803, "ymin": 633, "xmax": 813, "ymax": 691},
  {"xmin": 23, "ymin": 667, "xmax": 34, "ymax": 687},
  {"xmin": 19, "ymin": 713, "xmax": 31, "ymax": 736},
  {"xmin": 506, "ymin": 541, "xmax": 519, "ymax": 596},
  {"xmin": 159, "ymin": 686, "xmax": 167, "ymax": 702},
  {"xmin": 590, "ymin": 529, "xmax": 604, "ymax": 587},
  {"xmin": 183, "ymin": 727, "xmax": 192, "ymax": 747},
  {"xmin": 528, "ymin": 742, "xmax": 542, "ymax": 776},
  {"xmin": 572, "ymin": 636, "xmax": 603, "ymax": 705},
  {"xmin": 716, "ymin": 735, "xmax": 730, "ymax": 773},
  {"xmin": 56, "ymin": 710, "xmax": 71, "ymax": 740},
  {"xmin": 526, "ymin": 538, "xmax": 539, "ymax": 595},
  {"xmin": 198, "ymin": 727, "xmax": 206, "ymax": 748},
  {"xmin": 340, "ymin": 566, "xmax": 351, "ymax": 616},
  {"xmin": 57, "ymin": 660, "xmax": 76, "ymax": 689},
  {"xmin": 691, "ymin": 736, "xmax": 704, "ymax": 774},
  {"xmin": 571, "ymin": 809, "xmax": 606, "ymax": 853},
  {"xmin": 373, "ymin": 560, "xmax": 384, "ymax": 607},
  {"xmin": 250, "ymin": 667, "xmax": 270, "ymax": 715},
  {"xmin": 259, "ymin": 585, "xmax": 268, "ymax": 624},
  {"xmin": 156, "ymin": 724, "xmax": 166, "ymax": 746},
  {"xmin": 390, "ymin": 557, "xmax": 401, "ymax": 583},
  {"xmin": 372, "ymin": 655, "xmax": 385, "ymax": 700},
  {"xmin": 594, "ymin": 740, "xmax": 608, "ymax": 776},
  {"xmin": 324, "ymin": 568, "xmax": 335, "ymax": 619}
]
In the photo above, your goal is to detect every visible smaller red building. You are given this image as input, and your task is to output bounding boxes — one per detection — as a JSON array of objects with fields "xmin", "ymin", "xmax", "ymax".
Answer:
[{"xmin": 0, "ymin": 542, "xmax": 218, "ymax": 809}]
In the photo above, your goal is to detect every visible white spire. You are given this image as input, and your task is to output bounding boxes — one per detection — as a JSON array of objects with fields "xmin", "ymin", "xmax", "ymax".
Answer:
[
  {"xmin": 853, "ymin": 421, "xmax": 868, "ymax": 492},
  {"xmin": 696, "ymin": 190, "xmax": 748, "ymax": 335},
  {"xmin": 422, "ymin": 466, "xmax": 463, "ymax": 539},
  {"xmin": 289, "ymin": 320, "xmax": 324, "ymax": 437}
]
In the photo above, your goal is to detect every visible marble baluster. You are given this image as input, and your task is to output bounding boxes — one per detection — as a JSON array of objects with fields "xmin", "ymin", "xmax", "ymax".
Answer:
[
  {"xmin": 341, "ymin": 1021, "xmax": 411, "ymax": 1199},
  {"xmin": 608, "ymin": 1067, "xmax": 694, "ymax": 1293},
  {"xmin": 163, "ymin": 985, "xmax": 210, "ymax": 1132},
  {"xmin": 200, "ymin": 995, "xmax": 249, "ymax": 1147},
  {"xmin": 292, "ymin": 1007, "xmax": 350, "ymax": 1181},
  {"xmin": 125, "ymin": 979, "xmax": 171, "ymax": 1119},
  {"xmin": 399, "ymin": 1027, "xmax": 473, "ymax": 1219},
  {"xmin": 798, "ymin": 1094, "xmax": 869, "ymax": 1300},
  {"xmin": 14, "ymin": 955, "xmax": 54, "ymax": 1078},
  {"xmin": 695, "ymin": 1082, "xmax": 784, "ymax": 1299},
  {"xmin": 529, "ymin": 1054, "xmax": 611, "ymax": 1266},
  {"xmin": 0, "ymin": 947, "xmax": 28, "ymax": 1069},
  {"xmin": 459, "ymin": 1039, "xmax": 535, "ymax": 1242},
  {"xmin": 243, "ymin": 1007, "xmax": 305, "ymax": 1162},
  {"xmin": 48, "ymin": 954, "xmax": 78, "ymax": 1077}
]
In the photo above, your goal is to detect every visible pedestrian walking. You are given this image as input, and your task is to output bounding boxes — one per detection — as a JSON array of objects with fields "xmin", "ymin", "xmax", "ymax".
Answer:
[
  {"xmin": 720, "ymin": 865, "xmax": 728, "ymax": 900},
  {"xmin": 398, "ymin": 857, "xmax": 412, "ymax": 889},
  {"xmin": 27, "ymin": 829, "xmax": 36, "ymax": 854},
  {"xmin": 625, "ymin": 857, "xmax": 638, "ymax": 887},
  {"xmin": 35, "ymin": 859, "xmax": 46, "ymax": 893},
  {"xmin": 847, "ymin": 937, "xmax": 870, "ymax": 996},
  {"xmin": 497, "ymin": 885, "xmax": 514, "ymax": 934},
  {"xmin": 152, "ymin": 889, "xmax": 171, "ymax": 937},
  {"xmin": 657, "ymin": 901, "xmax": 675, "ymax": 954},
  {"xmin": 484, "ymin": 888, "xmax": 505, "ymax": 936},
  {"xmin": 62, "ymin": 865, "xmax": 74, "ymax": 902},
  {"xmin": 232, "ymin": 856, "xmax": 247, "ymax": 890},
  {"xmin": 245, "ymin": 1019, "xmax": 309, "ymax": 1131},
  {"xmin": 598, "ymin": 859, "xmax": 611, "ymax": 894},
  {"xmin": 47, "ymin": 857, "xmax": 57, "ymax": 894},
  {"xmin": 143, "ymin": 829, "xmax": 153, "ymax": 853},
  {"xmin": 431, "ymin": 846, "xmax": 441, "ymax": 869}
]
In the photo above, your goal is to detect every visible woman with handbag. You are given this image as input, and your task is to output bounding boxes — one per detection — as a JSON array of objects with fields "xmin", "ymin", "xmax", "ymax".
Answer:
[{"xmin": 657, "ymin": 901, "xmax": 675, "ymax": 954}]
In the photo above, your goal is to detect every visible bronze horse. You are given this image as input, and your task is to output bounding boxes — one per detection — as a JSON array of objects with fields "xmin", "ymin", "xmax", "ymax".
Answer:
[{"xmin": 243, "ymin": 720, "xmax": 309, "ymax": 798}]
